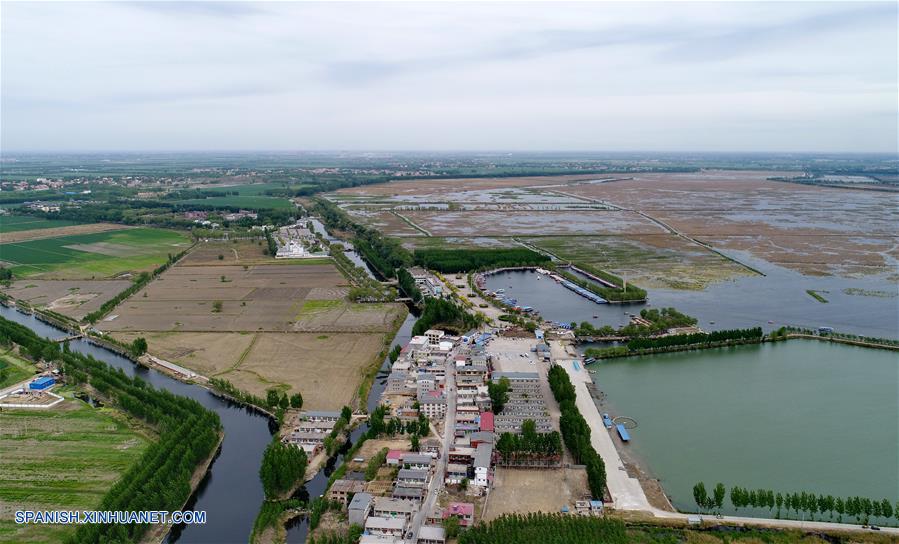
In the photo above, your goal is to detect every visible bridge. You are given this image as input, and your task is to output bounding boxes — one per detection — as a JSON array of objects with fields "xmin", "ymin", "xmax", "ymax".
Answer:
[{"xmin": 52, "ymin": 334, "xmax": 83, "ymax": 343}]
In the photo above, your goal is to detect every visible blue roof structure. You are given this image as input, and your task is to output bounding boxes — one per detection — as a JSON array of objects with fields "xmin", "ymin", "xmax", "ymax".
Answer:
[{"xmin": 29, "ymin": 376, "xmax": 55, "ymax": 390}]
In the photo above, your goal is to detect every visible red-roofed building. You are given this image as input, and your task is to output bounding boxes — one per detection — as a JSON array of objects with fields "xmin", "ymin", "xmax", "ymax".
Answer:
[
  {"xmin": 479, "ymin": 411, "xmax": 494, "ymax": 432},
  {"xmin": 386, "ymin": 449, "xmax": 404, "ymax": 466},
  {"xmin": 443, "ymin": 502, "xmax": 475, "ymax": 526}
]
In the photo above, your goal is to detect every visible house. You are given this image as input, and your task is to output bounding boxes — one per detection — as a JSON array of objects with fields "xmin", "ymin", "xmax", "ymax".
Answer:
[
  {"xmin": 444, "ymin": 463, "xmax": 469, "ymax": 485},
  {"xmin": 473, "ymin": 443, "xmax": 493, "ymax": 488},
  {"xmin": 421, "ymin": 438, "xmax": 441, "ymax": 457},
  {"xmin": 424, "ymin": 329, "xmax": 445, "ymax": 345},
  {"xmin": 386, "ymin": 449, "xmax": 404, "ymax": 466},
  {"xmin": 372, "ymin": 497, "xmax": 417, "ymax": 521},
  {"xmin": 396, "ymin": 469, "xmax": 428, "ymax": 488},
  {"xmin": 328, "ymin": 479, "xmax": 366, "ymax": 505},
  {"xmin": 417, "ymin": 525, "xmax": 446, "ymax": 544},
  {"xmin": 469, "ymin": 431, "xmax": 495, "ymax": 447},
  {"xmin": 418, "ymin": 390, "xmax": 447, "ymax": 419},
  {"xmin": 400, "ymin": 453, "xmax": 434, "ymax": 471},
  {"xmin": 479, "ymin": 411, "xmax": 494, "ymax": 432},
  {"xmin": 359, "ymin": 535, "xmax": 403, "ymax": 544},
  {"xmin": 392, "ymin": 486, "xmax": 424, "ymax": 502},
  {"xmin": 416, "ymin": 373, "xmax": 437, "ymax": 393},
  {"xmin": 295, "ymin": 420, "xmax": 336, "ymax": 434},
  {"xmin": 387, "ymin": 371, "xmax": 412, "ymax": 395},
  {"xmin": 302, "ymin": 410, "xmax": 341, "ymax": 422},
  {"xmin": 348, "ymin": 492, "xmax": 373, "ymax": 526},
  {"xmin": 444, "ymin": 502, "xmax": 475, "ymax": 526},
  {"xmin": 365, "ymin": 516, "xmax": 406, "ymax": 537}
]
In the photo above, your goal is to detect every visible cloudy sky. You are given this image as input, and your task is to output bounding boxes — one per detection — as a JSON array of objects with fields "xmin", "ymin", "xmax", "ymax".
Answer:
[{"xmin": 2, "ymin": 1, "xmax": 896, "ymax": 153}]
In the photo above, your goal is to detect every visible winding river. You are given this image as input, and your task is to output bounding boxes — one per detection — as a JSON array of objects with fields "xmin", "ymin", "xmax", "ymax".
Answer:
[{"xmin": 0, "ymin": 305, "xmax": 416, "ymax": 543}]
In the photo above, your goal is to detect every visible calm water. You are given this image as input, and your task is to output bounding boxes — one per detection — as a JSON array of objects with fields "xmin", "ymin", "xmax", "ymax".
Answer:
[
  {"xmin": 483, "ymin": 264, "xmax": 898, "ymax": 339},
  {"xmin": 590, "ymin": 340, "xmax": 899, "ymax": 515}
]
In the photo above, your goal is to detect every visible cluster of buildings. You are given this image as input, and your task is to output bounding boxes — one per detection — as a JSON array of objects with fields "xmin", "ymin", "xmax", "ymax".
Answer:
[
  {"xmin": 407, "ymin": 267, "xmax": 446, "ymax": 299},
  {"xmin": 282, "ymin": 410, "xmax": 342, "ymax": 456},
  {"xmin": 491, "ymin": 371, "xmax": 552, "ymax": 435},
  {"xmin": 274, "ymin": 220, "xmax": 325, "ymax": 259}
]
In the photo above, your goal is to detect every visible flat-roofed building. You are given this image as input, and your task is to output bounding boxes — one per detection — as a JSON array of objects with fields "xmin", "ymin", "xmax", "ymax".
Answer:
[
  {"xmin": 365, "ymin": 516, "xmax": 406, "ymax": 537},
  {"xmin": 372, "ymin": 497, "xmax": 417, "ymax": 521},
  {"xmin": 328, "ymin": 479, "xmax": 366, "ymax": 505},
  {"xmin": 417, "ymin": 525, "xmax": 446, "ymax": 544},
  {"xmin": 348, "ymin": 492, "xmax": 373, "ymax": 526}
]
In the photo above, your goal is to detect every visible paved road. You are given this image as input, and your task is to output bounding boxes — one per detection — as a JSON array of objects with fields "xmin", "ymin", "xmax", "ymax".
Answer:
[
  {"xmin": 408, "ymin": 354, "xmax": 457, "ymax": 543},
  {"xmin": 551, "ymin": 344, "xmax": 899, "ymax": 536}
]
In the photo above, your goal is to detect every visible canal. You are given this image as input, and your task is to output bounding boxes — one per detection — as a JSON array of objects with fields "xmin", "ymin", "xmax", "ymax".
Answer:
[
  {"xmin": 588, "ymin": 340, "xmax": 898, "ymax": 517},
  {"xmin": 0, "ymin": 305, "xmax": 417, "ymax": 543}
]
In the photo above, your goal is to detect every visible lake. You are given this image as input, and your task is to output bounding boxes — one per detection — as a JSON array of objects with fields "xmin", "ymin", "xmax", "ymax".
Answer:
[{"xmin": 588, "ymin": 340, "xmax": 898, "ymax": 516}]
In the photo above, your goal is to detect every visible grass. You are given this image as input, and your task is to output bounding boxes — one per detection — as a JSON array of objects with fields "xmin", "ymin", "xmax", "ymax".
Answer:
[
  {"xmin": 0, "ymin": 215, "xmax": 80, "ymax": 234},
  {"xmin": 177, "ymin": 195, "xmax": 294, "ymax": 210},
  {"xmin": 200, "ymin": 182, "xmax": 315, "ymax": 196},
  {"xmin": 0, "ymin": 349, "xmax": 36, "ymax": 389},
  {"xmin": 806, "ymin": 289, "xmax": 829, "ymax": 303},
  {"xmin": 0, "ymin": 397, "xmax": 150, "ymax": 543},
  {"xmin": 297, "ymin": 299, "xmax": 344, "ymax": 315},
  {"xmin": 0, "ymin": 227, "xmax": 191, "ymax": 279}
]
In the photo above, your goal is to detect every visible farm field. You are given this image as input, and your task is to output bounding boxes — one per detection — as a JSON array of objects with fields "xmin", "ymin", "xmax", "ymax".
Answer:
[
  {"xmin": 0, "ymin": 348, "xmax": 36, "ymax": 389},
  {"xmin": 0, "ymin": 227, "xmax": 191, "ymax": 279},
  {"xmin": 114, "ymin": 331, "xmax": 393, "ymax": 410},
  {"xmin": 399, "ymin": 210, "xmax": 664, "ymax": 237},
  {"xmin": 194, "ymin": 181, "xmax": 315, "ymax": 196},
  {"xmin": 0, "ymin": 215, "xmax": 80, "ymax": 234},
  {"xmin": 525, "ymin": 235, "xmax": 750, "ymax": 290},
  {"xmin": 2, "ymin": 280, "xmax": 131, "ymax": 320},
  {"xmin": 97, "ymin": 262, "xmax": 404, "ymax": 333},
  {"xmin": 0, "ymin": 222, "xmax": 127, "ymax": 244},
  {"xmin": 176, "ymin": 195, "xmax": 294, "ymax": 210},
  {"xmin": 0, "ymin": 399, "xmax": 150, "ymax": 543}
]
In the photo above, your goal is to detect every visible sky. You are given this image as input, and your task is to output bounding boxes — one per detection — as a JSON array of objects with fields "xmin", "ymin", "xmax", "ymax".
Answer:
[{"xmin": 1, "ymin": 1, "xmax": 897, "ymax": 153}]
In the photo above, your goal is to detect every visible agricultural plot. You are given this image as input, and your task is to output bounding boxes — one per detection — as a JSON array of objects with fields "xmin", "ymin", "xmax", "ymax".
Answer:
[
  {"xmin": 527, "ymin": 235, "xmax": 750, "ymax": 290},
  {"xmin": 2, "ymin": 280, "xmax": 132, "ymax": 320},
  {"xmin": 0, "ymin": 348, "xmax": 36, "ymax": 389},
  {"xmin": 0, "ymin": 222, "xmax": 127, "ymax": 244},
  {"xmin": 177, "ymin": 240, "xmax": 271, "ymax": 266},
  {"xmin": 0, "ymin": 215, "xmax": 80, "ymax": 234},
  {"xmin": 0, "ymin": 400, "xmax": 149, "ymax": 543},
  {"xmin": 400, "ymin": 210, "xmax": 664, "ymax": 237},
  {"xmin": 0, "ymin": 228, "xmax": 191, "ymax": 279}
]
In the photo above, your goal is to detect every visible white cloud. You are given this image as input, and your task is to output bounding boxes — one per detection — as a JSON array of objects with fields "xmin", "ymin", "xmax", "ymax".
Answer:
[{"xmin": 1, "ymin": 1, "xmax": 896, "ymax": 152}]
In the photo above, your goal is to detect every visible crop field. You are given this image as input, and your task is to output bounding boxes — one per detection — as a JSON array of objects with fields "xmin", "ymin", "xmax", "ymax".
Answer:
[
  {"xmin": 97, "ymin": 262, "xmax": 402, "ymax": 333},
  {"xmin": 0, "ymin": 348, "xmax": 36, "ymax": 389},
  {"xmin": 195, "ymin": 181, "xmax": 314, "ymax": 196},
  {"xmin": 114, "ymin": 331, "xmax": 392, "ymax": 410},
  {"xmin": 178, "ymin": 240, "xmax": 271, "ymax": 265},
  {"xmin": 0, "ymin": 399, "xmax": 150, "ymax": 543},
  {"xmin": 0, "ymin": 227, "xmax": 191, "ymax": 279},
  {"xmin": 1, "ymin": 280, "xmax": 132, "ymax": 320},
  {"xmin": 0, "ymin": 222, "xmax": 128, "ymax": 244},
  {"xmin": 526, "ymin": 235, "xmax": 750, "ymax": 290},
  {"xmin": 0, "ymin": 215, "xmax": 80, "ymax": 234},
  {"xmin": 177, "ymin": 195, "xmax": 294, "ymax": 210}
]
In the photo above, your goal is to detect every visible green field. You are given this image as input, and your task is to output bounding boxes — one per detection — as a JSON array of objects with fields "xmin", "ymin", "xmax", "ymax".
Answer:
[
  {"xmin": 0, "ymin": 349, "xmax": 36, "ymax": 389},
  {"xmin": 0, "ymin": 215, "xmax": 80, "ymax": 234},
  {"xmin": 0, "ymin": 228, "xmax": 192, "ymax": 279},
  {"xmin": 0, "ymin": 398, "xmax": 150, "ymax": 543},
  {"xmin": 178, "ymin": 195, "xmax": 294, "ymax": 210}
]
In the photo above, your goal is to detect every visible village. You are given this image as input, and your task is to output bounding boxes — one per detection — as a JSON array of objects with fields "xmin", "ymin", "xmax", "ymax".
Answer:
[{"xmin": 278, "ymin": 320, "xmax": 607, "ymax": 544}]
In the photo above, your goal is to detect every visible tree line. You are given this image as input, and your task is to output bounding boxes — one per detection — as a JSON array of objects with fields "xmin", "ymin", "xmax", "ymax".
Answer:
[
  {"xmin": 548, "ymin": 365, "xmax": 607, "ymax": 499},
  {"xmin": 693, "ymin": 481, "xmax": 898, "ymax": 525},
  {"xmin": 412, "ymin": 248, "xmax": 550, "ymax": 274},
  {"xmin": 459, "ymin": 513, "xmax": 628, "ymax": 544},
  {"xmin": 626, "ymin": 327, "xmax": 763, "ymax": 351},
  {"xmin": 0, "ymin": 316, "xmax": 221, "ymax": 544}
]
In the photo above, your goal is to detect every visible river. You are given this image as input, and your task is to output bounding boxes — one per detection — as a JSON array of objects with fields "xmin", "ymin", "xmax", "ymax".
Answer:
[
  {"xmin": 483, "ymin": 264, "xmax": 898, "ymax": 339},
  {"xmin": 589, "ymin": 340, "xmax": 898, "ymax": 517},
  {"xmin": 0, "ymin": 305, "xmax": 417, "ymax": 543}
]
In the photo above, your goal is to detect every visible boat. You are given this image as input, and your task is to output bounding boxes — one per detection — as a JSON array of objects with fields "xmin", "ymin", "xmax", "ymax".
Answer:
[
  {"xmin": 584, "ymin": 357, "xmax": 596, "ymax": 364},
  {"xmin": 616, "ymin": 423, "xmax": 631, "ymax": 442},
  {"xmin": 593, "ymin": 314, "xmax": 598, "ymax": 318},
  {"xmin": 601, "ymin": 413, "xmax": 613, "ymax": 429}
]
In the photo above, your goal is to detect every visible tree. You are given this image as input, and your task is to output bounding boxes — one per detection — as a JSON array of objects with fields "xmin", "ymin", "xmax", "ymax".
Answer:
[
  {"xmin": 410, "ymin": 434, "xmax": 420, "ymax": 452},
  {"xmin": 289, "ymin": 392, "xmax": 303, "ymax": 409},
  {"xmin": 713, "ymin": 483, "xmax": 726, "ymax": 512},
  {"xmin": 488, "ymin": 377, "xmax": 510, "ymax": 414},
  {"xmin": 130, "ymin": 337, "xmax": 148, "ymax": 357},
  {"xmin": 212, "ymin": 300, "xmax": 223, "ymax": 313},
  {"xmin": 693, "ymin": 482, "xmax": 708, "ymax": 513},
  {"xmin": 341, "ymin": 405, "xmax": 352, "ymax": 421},
  {"xmin": 442, "ymin": 515, "xmax": 461, "ymax": 539},
  {"xmin": 460, "ymin": 477, "xmax": 469, "ymax": 490},
  {"xmin": 266, "ymin": 388, "xmax": 280, "ymax": 407},
  {"xmin": 279, "ymin": 394, "xmax": 289, "ymax": 410},
  {"xmin": 882, "ymin": 499, "xmax": 894, "ymax": 520}
]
